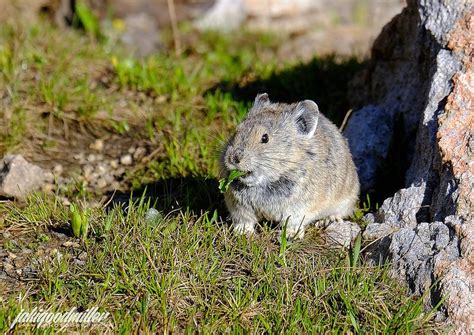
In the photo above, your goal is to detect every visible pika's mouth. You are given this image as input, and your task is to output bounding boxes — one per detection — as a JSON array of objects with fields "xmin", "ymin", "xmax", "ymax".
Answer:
[{"xmin": 238, "ymin": 171, "xmax": 258, "ymax": 186}]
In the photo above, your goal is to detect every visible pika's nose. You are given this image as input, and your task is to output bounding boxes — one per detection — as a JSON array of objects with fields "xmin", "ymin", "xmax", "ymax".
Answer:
[{"xmin": 230, "ymin": 149, "xmax": 243, "ymax": 165}]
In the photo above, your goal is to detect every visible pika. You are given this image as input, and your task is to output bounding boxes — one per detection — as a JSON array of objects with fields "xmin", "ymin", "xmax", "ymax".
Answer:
[{"xmin": 222, "ymin": 93, "xmax": 360, "ymax": 239}]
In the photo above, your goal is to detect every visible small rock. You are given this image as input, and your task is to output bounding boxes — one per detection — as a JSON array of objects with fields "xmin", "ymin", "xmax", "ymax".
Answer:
[
  {"xmin": 53, "ymin": 164, "xmax": 63, "ymax": 176},
  {"xmin": 83, "ymin": 165, "xmax": 94, "ymax": 181},
  {"xmin": 89, "ymin": 139, "xmax": 104, "ymax": 151},
  {"xmin": 120, "ymin": 154, "xmax": 133, "ymax": 166},
  {"xmin": 110, "ymin": 159, "xmax": 119, "ymax": 169},
  {"xmin": 0, "ymin": 155, "xmax": 45, "ymax": 199},
  {"xmin": 74, "ymin": 259, "xmax": 85, "ymax": 266},
  {"xmin": 78, "ymin": 252, "xmax": 88, "ymax": 261},
  {"xmin": 43, "ymin": 171, "xmax": 55, "ymax": 183},
  {"xmin": 62, "ymin": 241, "xmax": 80, "ymax": 248},
  {"xmin": 96, "ymin": 178, "xmax": 108, "ymax": 189},
  {"xmin": 96, "ymin": 163, "xmax": 108, "ymax": 175},
  {"xmin": 155, "ymin": 96, "xmax": 167, "ymax": 104},
  {"xmin": 323, "ymin": 220, "xmax": 361, "ymax": 248},
  {"xmin": 52, "ymin": 231, "xmax": 68, "ymax": 240},
  {"xmin": 128, "ymin": 147, "xmax": 136, "ymax": 154},
  {"xmin": 61, "ymin": 198, "xmax": 71, "ymax": 206},
  {"xmin": 87, "ymin": 154, "xmax": 97, "ymax": 163},
  {"xmin": 113, "ymin": 167, "xmax": 125, "ymax": 176},
  {"xmin": 73, "ymin": 152, "xmax": 86, "ymax": 163},
  {"xmin": 133, "ymin": 147, "xmax": 146, "ymax": 160},
  {"xmin": 42, "ymin": 183, "xmax": 54, "ymax": 193}
]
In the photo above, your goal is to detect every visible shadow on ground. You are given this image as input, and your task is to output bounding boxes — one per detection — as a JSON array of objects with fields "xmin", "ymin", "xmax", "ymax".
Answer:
[
  {"xmin": 106, "ymin": 177, "xmax": 227, "ymax": 215},
  {"xmin": 207, "ymin": 55, "xmax": 366, "ymax": 126}
]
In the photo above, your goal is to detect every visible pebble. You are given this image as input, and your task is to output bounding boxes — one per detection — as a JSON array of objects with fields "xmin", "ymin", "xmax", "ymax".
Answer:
[
  {"xmin": 155, "ymin": 95, "xmax": 167, "ymax": 103},
  {"xmin": 133, "ymin": 147, "xmax": 146, "ymax": 160},
  {"xmin": 62, "ymin": 241, "xmax": 80, "ymax": 248},
  {"xmin": 87, "ymin": 154, "xmax": 97, "ymax": 163},
  {"xmin": 53, "ymin": 164, "xmax": 63, "ymax": 176},
  {"xmin": 83, "ymin": 165, "xmax": 94, "ymax": 180},
  {"xmin": 42, "ymin": 183, "xmax": 55, "ymax": 193},
  {"xmin": 96, "ymin": 179, "xmax": 108, "ymax": 189},
  {"xmin": 96, "ymin": 163, "xmax": 108, "ymax": 175},
  {"xmin": 74, "ymin": 152, "xmax": 85, "ymax": 162},
  {"xmin": 43, "ymin": 171, "xmax": 55, "ymax": 183},
  {"xmin": 120, "ymin": 154, "xmax": 133, "ymax": 166},
  {"xmin": 110, "ymin": 159, "xmax": 119, "ymax": 169},
  {"xmin": 113, "ymin": 167, "xmax": 125, "ymax": 176},
  {"xmin": 78, "ymin": 252, "xmax": 88, "ymax": 261}
]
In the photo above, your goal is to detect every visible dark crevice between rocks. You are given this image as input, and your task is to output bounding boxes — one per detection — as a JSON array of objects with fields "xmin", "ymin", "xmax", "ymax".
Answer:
[
  {"xmin": 414, "ymin": 96, "xmax": 447, "ymax": 223},
  {"xmin": 429, "ymin": 273, "xmax": 446, "ymax": 318},
  {"xmin": 370, "ymin": 113, "xmax": 411, "ymax": 207},
  {"xmin": 430, "ymin": 156, "xmax": 458, "ymax": 223}
]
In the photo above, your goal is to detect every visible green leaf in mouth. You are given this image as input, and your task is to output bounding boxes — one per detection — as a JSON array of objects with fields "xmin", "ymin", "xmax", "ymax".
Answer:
[{"xmin": 218, "ymin": 170, "xmax": 247, "ymax": 193}]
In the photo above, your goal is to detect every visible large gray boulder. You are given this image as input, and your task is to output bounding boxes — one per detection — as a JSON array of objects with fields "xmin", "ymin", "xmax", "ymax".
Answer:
[{"xmin": 345, "ymin": 0, "xmax": 473, "ymax": 331}]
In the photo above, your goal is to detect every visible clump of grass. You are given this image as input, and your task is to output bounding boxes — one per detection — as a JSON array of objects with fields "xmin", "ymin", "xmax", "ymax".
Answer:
[
  {"xmin": 1, "ymin": 194, "xmax": 439, "ymax": 333},
  {"xmin": 69, "ymin": 203, "xmax": 89, "ymax": 239}
]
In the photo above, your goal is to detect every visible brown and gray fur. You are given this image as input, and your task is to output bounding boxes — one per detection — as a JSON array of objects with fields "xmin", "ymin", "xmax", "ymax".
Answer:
[{"xmin": 222, "ymin": 93, "xmax": 360, "ymax": 239}]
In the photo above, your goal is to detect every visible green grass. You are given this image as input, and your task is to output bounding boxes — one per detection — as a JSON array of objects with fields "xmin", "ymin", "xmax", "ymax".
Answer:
[
  {"xmin": 0, "ymin": 16, "xmax": 441, "ymax": 333},
  {"xmin": 0, "ymin": 193, "xmax": 438, "ymax": 333}
]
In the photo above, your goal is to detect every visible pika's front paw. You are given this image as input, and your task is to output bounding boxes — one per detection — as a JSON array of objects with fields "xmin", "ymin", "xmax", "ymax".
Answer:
[
  {"xmin": 233, "ymin": 222, "xmax": 256, "ymax": 235},
  {"xmin": 316, "ymin": 215, "xmax": 343, "ymax": 228}
]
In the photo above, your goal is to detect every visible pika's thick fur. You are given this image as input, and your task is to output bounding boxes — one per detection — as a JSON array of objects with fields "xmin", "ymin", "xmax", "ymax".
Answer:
[{"xmin": 222, "ymin": 93, "xmax": 360, "ymax": 239}]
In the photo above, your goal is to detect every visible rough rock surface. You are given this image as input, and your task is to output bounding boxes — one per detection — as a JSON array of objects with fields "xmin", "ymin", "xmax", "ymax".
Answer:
[
  {"xmin": 346, "ymin": 0, "xmax": 473, "ymax": 331},
  {"xmin": 323, "ymin": 220, "xmax": 361, "ymax": 249},
  {"xmin": 344, "ymin": 105, "xmax": 393, "ymax": 192},
  {"xmin": 0, "ymin": 155, "xmax": 45, "ymax": 200}
]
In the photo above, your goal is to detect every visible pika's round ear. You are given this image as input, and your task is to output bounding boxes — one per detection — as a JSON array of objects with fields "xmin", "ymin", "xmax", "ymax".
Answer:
[
  {"xmin": 254, "ymin": 93, "xmax": 269, "ymax": 105},
  {"xmin": 248, "ymin": 93, "xmax": 270, "ymax": 117},
  {"xmin": 293, "ymin": 100, "xmax": 320, "ymax": 138}
]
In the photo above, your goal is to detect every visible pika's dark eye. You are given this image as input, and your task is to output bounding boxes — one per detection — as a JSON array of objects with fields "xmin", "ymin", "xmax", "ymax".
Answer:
[{"xmin": 261, "ymin": 134, "xmax": 269, "ymax": 143}]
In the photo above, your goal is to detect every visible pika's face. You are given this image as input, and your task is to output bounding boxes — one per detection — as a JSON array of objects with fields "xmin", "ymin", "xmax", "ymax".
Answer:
[{"xmin": 223, "ymin": 94, "xmax": 320, "ymax": 187}]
